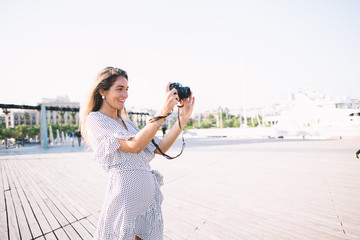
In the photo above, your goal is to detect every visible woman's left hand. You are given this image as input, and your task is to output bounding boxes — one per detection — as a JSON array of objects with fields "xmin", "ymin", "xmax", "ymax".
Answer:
[{"xmin": 178, "ymin": 92, "xmax": 195, "ymax": 126}]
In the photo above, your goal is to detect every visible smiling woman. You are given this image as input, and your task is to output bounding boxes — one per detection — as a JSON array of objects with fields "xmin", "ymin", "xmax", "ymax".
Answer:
[
  {"xmin": 79, "ymin": 66, "xmax": 195, "ymax": 240},
  {"xmin": 99, "ymin": 77, "xmax": 129, "ymax": 121},
  {"xmin": 80, "ymin": 67, "xmax": 129, "ymax": 139}
]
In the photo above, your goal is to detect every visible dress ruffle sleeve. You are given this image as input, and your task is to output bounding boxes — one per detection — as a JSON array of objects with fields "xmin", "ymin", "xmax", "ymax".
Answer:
[
  {"xmin": 86, "ymin": 113, "xmax": 136, "ymax": 165},
  {"xmin": 93, "ymin": 130, "xmax": 135, "ymax": 163}
]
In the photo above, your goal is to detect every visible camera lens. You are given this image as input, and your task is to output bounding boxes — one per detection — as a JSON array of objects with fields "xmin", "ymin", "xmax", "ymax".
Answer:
[{"xmin": 170, "ymin": 82, "xmax": 191, "ymax": 100}]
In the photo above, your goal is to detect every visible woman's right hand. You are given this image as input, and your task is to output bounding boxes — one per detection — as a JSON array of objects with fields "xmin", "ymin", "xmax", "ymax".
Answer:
[{"xmin": 158, "ymin": 82, "xmax": 179, "ymax": 116}]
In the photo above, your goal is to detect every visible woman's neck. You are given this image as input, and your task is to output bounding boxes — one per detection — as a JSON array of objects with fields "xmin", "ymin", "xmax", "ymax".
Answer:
[{"xmin": 99, "ymin": 106, "xmax": 119, "ymax": 120}]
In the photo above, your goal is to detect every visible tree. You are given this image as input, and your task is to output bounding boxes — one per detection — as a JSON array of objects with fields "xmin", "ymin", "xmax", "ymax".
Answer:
[
  {"xmin": 61, "ymin": 124, "xmax": 72, "ymax": 135},
  {"xmin": 2, "ymin": 108, "xmax": 10, "ymax": 127},
  {"xmin": 15, "ymin": 124, "xmax": 28, "ymax": 146},
  {"xmin": 70, "ymin": 111, "xmax": 77, "ymax": 125},
  {"xmin": 1, "ymin": 109, "xmax": 10, "ymax": 147},
  {"xmin": 23, "ymin": 112, "xmax": 30, "ymax": 127},
  {"xmin": 184, "ymin": 118, "xmax": 195, "ymax": 129},
  {"xmin": 2, "ymin": 108, "xmax": 10, "ymax": 116},
  {"xmin": 28, "ymin": 125, "xmax": 40, "ymax": 140},
  {"xmin": 57, "ymin": 111, "xmax": 65, "ymax": 126},
  {"xmin": 3, "ymin": 128, "xmax": 15, "ymax": 148},
  {"xmin": 0, "ymin": 123, "xmax": 4, "ymax": 140}
]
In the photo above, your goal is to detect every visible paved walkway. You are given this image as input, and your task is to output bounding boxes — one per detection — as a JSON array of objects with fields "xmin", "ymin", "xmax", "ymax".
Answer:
[{"xmin": 1, "ymin": 138, "xmax": 359, "ymax": 239}]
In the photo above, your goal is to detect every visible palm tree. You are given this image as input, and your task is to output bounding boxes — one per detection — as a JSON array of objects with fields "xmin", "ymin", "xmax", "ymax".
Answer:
[
  {"xmin": 2, "ymin": 108, "xmax": 10, "ymax": 125},
  {"xmin": 2, "ymin": 108, "xmax": 10, "ymax": 148},
  {"xmin": 57, "ymin": 111, "xmax": 65, "ymax": 126},
  {"xmin": 70, "ymin": 111, "xmax": 77, "ymax": 126},
  {"xmin": 23, "ymin": 112, "xmax": 30, "ymax": 127},
  {"xmin": 15, "ymin": 125, "xmax": 28, "ymax": 146}
]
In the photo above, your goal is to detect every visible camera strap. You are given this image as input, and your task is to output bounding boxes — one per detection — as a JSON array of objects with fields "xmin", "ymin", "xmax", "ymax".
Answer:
[{"xmin": 150, "ymin": 107, "xmax": 186, "ymax": 160}]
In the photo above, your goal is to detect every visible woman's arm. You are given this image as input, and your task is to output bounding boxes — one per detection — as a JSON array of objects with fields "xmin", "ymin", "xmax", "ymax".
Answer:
[
  {"xmin": 155, "ymin": 93, "xmax": 195, "ymax": 154},
  {"xmin": 118, "ymin": 83, "xmax": 179, "ymax": 154}
]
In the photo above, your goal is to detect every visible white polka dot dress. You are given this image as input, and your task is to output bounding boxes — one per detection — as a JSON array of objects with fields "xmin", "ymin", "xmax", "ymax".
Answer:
[{"xmin": 86, "ymin": 112, "xmax": 163, "ymax": 240}]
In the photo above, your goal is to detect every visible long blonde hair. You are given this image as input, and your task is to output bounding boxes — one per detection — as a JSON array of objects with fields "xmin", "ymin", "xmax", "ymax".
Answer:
[{"xmin": 80, "ymin": 67, "xmax": 128, "ymax": 144}]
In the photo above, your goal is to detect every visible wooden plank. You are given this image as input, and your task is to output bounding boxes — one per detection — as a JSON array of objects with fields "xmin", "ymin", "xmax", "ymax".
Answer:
[
  {"xmin": 4, "ymin": 190, "xmax": 20, "ymax": 239},
  {"xmin": 14, "ymin": 163, "xmax": 51, "ymax": 237},
  {"xmin": 2, "ymin": 158, "xmax": 21, "ymax": 240},
  {"xmin": 13, "ymin": 160, "xmax": 62, "ymax": 233},
  {"xmin": 0, "ymin": 160, "xmax": 8, "ymax": 240},
  {"xmin": 54, "ymin": 227, "xmax": 70, "ymax": 239},
  {"xmin": 5, "ymin": 159, "xmax": 33, "ymax": 239},
  {"xmin": 34, "ymin": 152, "xmax": 105, "ymax": 217},
  {"xmin": 72, "ymin": 220, "xmax": 94, "ymax": 239},
  {"xmin": 0, "ymin": 161, "xmax": 7, "ymax": 211},
  {"xmin": 0, "ymin": 209, "xmax": 7, "ymax": 240},
  {"xmin": 77, "ymin": 217, "xmax": 96, "ymax": 238},
  {"xmin": 85, "ymin": 214, "xmax": 98, "ymax": 228},
  {"xmin": 17, "ymin": 156, "xmax": 78, "ymax": 230},
  {"xmin": 1, "ymin": 159, "xmax": 10, "ymax": 192},
  {"xmin": 10, "ymin": 160, "xmax": 44, "ymax": 239},
  {"xmin": 44, "ymin": 231, "xmax": 58, "ymax": 240},
  {"xmin": 37, "ymin": 179, "xmax": 85, "ymax": 222},
  {"xmin": 19, "ymin": 160, "xmax": 78, "ymax": 225},
  {"xmin": 22, "ymin": 158, "xmax": 91, "ymax": 222},
  {"xmin": 17, "ymin": 158, "xmax": 98, "ymax": 240},
  {"xmin": 63, "ymin": 224, "xmax": 83, "ymax": 240},
  {"xmin": 42, "ymin": 197, "xmax": 69, "ymax": 226},
  {"xmin": 1, "ymin": 139, "xmax": 359, "ymax": 240}
]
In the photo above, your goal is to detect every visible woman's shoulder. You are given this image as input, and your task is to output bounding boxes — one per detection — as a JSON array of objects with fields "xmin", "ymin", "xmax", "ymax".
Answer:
[
  {"xmin": 86, "ymin": 112, "xmax": 109, "ymax": 125},
  {"xmin": 87, "ymin": 111, "xmax": 99, "ymax": 120}
]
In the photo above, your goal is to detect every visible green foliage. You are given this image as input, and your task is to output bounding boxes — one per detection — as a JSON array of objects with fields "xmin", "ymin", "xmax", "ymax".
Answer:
[
  {"xmin": 15, "ymin": 125, "xmax": 28, "ymax": 139},
  {"xmin": 60, "ymin": 124, "xmax": 72, "ymax": 135},
  {"xmin": 0, "ymin": 122, "xmax": 80, "ymax": 142},
  {"xmin": 224, "ymin": 116, "xmax": 240, "ymax": 128},
  {"xmin": 184, "ymin": 118, "xmax": 195, "ymax": 129},
  {"xmin": 191, "ymin": 113, "xmax": 262, "ymax": 129},
  {"xmin": 200, "ymin": 121, "xmax": 213, "ymax": 128},
  {"xmin": 0, "ymin": 124, "xmax": 38, "ymax": 141},
  {"xmin": 47, "ymin": 123, "xmax": 79, "ymax": 136},
  {"xmin": 2, "ymin": 128, "xmax": 15, "ymax": 139},
  {"xmin": 0, "ymin": 122, "xmax": 5, "ymax": 139},
  {"xmin": 28, "ymin": 125, "xmax": 40, "ymax": 138},
  {"xmin": 2, "ymin": 108, "xmax": 10, "ymax": 115}
]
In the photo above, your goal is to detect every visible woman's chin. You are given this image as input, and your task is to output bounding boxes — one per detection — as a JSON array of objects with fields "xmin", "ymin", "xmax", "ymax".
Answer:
[{"xmin": 117, "ymin": 104, "xmax": 125, "ymax": 110}]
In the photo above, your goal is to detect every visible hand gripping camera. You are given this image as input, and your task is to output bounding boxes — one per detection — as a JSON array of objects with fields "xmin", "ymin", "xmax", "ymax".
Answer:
[
  {"xmin": 169, "ymin": 82, "xmax": 191, "ymax": 100},
  {"xmin": 152, "ymin": 82, "xmax": 191, "ymax": 160}
]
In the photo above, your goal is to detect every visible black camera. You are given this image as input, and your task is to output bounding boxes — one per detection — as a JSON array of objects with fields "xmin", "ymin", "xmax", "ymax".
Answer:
[{"xmin": 169, "ymin": 82, "xmax": 191, "ymax": 100}]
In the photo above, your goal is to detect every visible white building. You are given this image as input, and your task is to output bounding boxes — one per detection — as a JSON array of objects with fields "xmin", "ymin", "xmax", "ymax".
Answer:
[
  {"xmin": 3, "ymin": 110, "xmax": 40, "ymax": 128},
  {"xmin": 40, "ymin": 95, "xmax": 80, "ymax": 125},
  {"xmin": 263, "ymin": 88, "xmax": 360, "ymax": 138}
]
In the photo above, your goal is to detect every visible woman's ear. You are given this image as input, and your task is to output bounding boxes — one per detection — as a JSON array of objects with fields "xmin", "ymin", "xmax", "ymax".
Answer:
[{"xmin": 99, "ymin": 89, "xmax": 105, "ymax": 96}]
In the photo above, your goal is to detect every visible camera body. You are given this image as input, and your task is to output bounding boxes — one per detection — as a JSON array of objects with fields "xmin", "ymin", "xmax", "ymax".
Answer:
[{"xmin": 169, "ymin": 82, "xmax": 191, "ymax": 100}]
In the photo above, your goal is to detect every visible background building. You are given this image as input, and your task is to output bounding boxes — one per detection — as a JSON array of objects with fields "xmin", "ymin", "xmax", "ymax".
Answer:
[
  {"xmin": 4, "ymin": 110, "xmax": 40, "ymax": 128},
  {"xmin": 0, "ymin": 115, "xmax": 5, "ymax": 124},
  {"xmin": 41, "ymin": 95, "xmax": 80, "ymax": 125}
]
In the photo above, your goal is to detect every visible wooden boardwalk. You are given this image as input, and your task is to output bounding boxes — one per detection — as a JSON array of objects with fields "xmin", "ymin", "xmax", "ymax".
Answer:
[{"xmin": 0, "ymin": 138, "xmax": 359, "ymax": 240}]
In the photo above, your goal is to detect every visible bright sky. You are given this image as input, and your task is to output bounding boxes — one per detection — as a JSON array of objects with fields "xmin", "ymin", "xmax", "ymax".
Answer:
[{"xmin": 1, "ymin": 0, "xmax": 359, "ymax": 113}]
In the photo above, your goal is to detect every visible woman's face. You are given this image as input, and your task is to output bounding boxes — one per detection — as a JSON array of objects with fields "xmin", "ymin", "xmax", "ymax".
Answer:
[{"xmin": 102, "ymin": 76, "xmax": 129, "ymax": 110}]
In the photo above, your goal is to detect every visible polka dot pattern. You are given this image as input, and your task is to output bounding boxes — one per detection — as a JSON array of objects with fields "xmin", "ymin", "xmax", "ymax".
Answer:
[{"xmin": 86, "ymin": 111, "xmax": 163, "ymax": 239}]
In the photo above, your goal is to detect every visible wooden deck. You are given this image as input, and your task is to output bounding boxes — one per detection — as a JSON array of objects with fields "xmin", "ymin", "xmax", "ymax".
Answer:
[{"xmin": 1, "ymin": 138, "xmax": 359, "ymax": 240}]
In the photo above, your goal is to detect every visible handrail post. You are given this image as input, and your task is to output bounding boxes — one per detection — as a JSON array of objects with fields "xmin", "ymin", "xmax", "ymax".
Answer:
[{"xmin": 40, "ymin": 105, "xmax": 48, "ymax": 148}]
